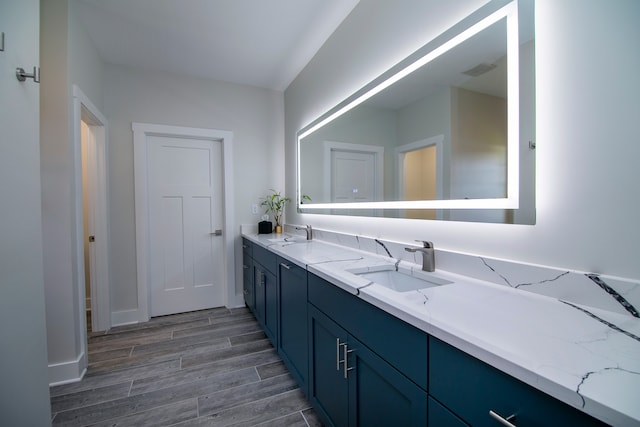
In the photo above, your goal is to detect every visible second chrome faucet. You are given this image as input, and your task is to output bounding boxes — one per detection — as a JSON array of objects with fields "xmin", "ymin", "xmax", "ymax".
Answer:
[
  {"xmin": 405, "ymin": 240, "xmax": 435, "ymax": 272},
  {"xmin": 295, "ymin": 224, "xmax": 313, "ymax": 240}
]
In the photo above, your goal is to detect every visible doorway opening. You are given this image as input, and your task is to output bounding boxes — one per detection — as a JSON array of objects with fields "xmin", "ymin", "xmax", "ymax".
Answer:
[
  {"xmin": 73, "ymin": 85, "xmax": 110, "ymax": 343},
  {"xmin": 396, "ymin": 134, "xmax": 444, "ymax": 220}
]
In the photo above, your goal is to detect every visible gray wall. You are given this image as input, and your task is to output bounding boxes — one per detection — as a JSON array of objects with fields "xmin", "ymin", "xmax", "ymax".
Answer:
[
  {"xmin": 40, "ymin": 0, "xmax": 106, "ymax": 382},
  {"xmin": 103, "ymin": 63, "xmax": 285, "ymax": 315},
  {"xmin": 0, "ymin": 0, "xmax": 52, "ymax": 424},
  {"xmin": 285, "ymin": 0, "xmax": 640, "ymax": 280},
  {"xmin": 40, "ymin": 0, "xmax": 285, "ymax": 383}
]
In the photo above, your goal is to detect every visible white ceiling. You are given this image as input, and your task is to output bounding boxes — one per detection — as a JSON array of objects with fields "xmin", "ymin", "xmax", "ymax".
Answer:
[{"xmin": 75, "ymin": 0, "xmax": 359, "ymax": 91}]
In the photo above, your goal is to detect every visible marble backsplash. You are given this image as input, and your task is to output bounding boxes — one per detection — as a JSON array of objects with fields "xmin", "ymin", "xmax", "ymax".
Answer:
[{"xmin": 282, "ymin": 225, "xmax": 640, "ymax": 319}]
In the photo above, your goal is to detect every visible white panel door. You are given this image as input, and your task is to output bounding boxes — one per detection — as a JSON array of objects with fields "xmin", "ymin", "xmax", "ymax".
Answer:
[
  {"xmin": 147, "ymin": 136, "xmax": 224, "ymax": 316},
  {"xmin": 331, "ymin": 150, "xmax": 376, "ymax": 202}
]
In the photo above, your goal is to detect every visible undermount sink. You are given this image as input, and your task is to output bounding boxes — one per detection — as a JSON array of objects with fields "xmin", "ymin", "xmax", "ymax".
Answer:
[
  {"xmin": 267, "ymin": 235, "xmax": 307, "ymax": 243},
  {"xmin": 347, "ymin": 265, "xmax": 453, "ymax": 292}
]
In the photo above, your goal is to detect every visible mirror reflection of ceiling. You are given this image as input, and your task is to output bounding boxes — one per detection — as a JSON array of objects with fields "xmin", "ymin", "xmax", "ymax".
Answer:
[
  {"xmin": 298, "ymin": 0, "xmax": 535, "ymax": 224},
  {"xmin": 367, "ymin": 18, "xmax": 507, "ymax": 111}
]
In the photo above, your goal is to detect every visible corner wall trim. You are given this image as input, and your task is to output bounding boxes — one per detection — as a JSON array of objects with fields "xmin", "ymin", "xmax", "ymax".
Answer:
[{"xmin": 48, "ymin": 352, "xmax": 87, "ymax": 386}]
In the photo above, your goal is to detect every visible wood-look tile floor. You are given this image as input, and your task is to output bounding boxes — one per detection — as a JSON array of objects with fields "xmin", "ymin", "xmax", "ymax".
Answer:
[{"xmin": 50, "ymin": 307, "xmax": 322, "ymax": 426}]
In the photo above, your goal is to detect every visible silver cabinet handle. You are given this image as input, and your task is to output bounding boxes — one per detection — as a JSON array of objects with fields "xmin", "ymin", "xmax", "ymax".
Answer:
[
  {"xmin": 256, "ymin": 271, "xmax": 264, "ymax": 287},
  {"xmin": 280, "ymin": 263, "xmax": 291, "ymax": 270},
  {"xmin": 336, "ymin": 338, "xmax": 343, "ymax": 370},
  {"xmin": 342, "ymin": 343, "xmax": 354, "ymax": 379},
  {"xmin": 489, "ymin": 410, "xmax": 517, "ymax": 427}
]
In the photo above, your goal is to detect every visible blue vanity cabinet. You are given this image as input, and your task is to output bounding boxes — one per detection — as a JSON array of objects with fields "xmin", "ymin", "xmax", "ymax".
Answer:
[
  {"xmin": 428, "ymin": 397, "xmax": 468, "ymax": 427},
  {"xmin": 429, "ymin": 337, "xmax": 607, "ymax": 427},
  {"xmin": 308, "ymin": 273, "xmax": 428, "ymax": 427},
  {"xmin": 308, "ymin": 305, "xmax": 427, "ymax": 427},
  {"xmin": 307, "ymin": 273, "xmax": 428, "ymax": 390},
  {"xmin": 241, "ymin": 238, "xmax": 255, "ymax": 312},
  {"xmin": 252, "ymin": 244, "xmax": 278, "ymax": 346},
  {"xmin": 277, "ymin": 257, "xmax": 308, "ymax": 395}
]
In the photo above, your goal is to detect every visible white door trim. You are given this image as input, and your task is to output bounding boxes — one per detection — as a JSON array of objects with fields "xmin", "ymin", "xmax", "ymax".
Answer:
[
  {"xmin": 72, "ymin": 85, "xmax": 111, "ymax": 378},
  {"xmin": 133, "ymin": 123, "xmax": 235, "ymax": 322},
  {"xmin": 396, "ymin": 134, "xmax": 444, "ymax": 200},
  {"xmin": 73, "ymin": 85, "xmax": 110, "ymax": 338}
]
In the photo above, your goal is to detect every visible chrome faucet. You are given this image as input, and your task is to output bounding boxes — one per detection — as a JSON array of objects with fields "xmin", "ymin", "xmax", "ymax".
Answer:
[
  {"xmin": 295, "ymin": 224, "xmax": 313, "ymax": 240},
  {"xmin": 405, "ymin": 240, "xmax": 435, "ymax": 272}
]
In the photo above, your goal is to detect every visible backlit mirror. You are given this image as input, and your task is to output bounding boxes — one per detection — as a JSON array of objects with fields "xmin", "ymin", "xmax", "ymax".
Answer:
[{"xmin": 297, "ymin": 0, "xmax": 535, "ymax": 224}]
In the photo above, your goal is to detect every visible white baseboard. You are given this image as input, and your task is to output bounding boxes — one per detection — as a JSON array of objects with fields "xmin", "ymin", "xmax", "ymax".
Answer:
[
  {"xmin": 49, "ymin": 352, "xmax": 87, "ymax": 386},
  {"xmin": 232, "ymin": 293, "xmax": 246, "ymax": 308},
  {"xmin": 111, "ymin": 308, "xmax": 140, "ymax": 327}
]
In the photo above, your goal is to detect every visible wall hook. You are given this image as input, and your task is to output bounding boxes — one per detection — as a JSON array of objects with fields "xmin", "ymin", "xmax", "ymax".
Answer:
[
  {"xmin": 528, "ymin": 140, "xmax": 536, "ymax": 150},
  {"xmin": 16, "ymin": 66, "xmax": 40, "ymax": 83}
]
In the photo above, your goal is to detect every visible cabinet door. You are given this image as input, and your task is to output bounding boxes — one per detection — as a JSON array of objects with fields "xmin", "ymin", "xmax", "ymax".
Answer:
[
  {"xmin": 254, "ymin": 263, "xmax": 277, "ymax": 345},
  {"xmin": 263, "ymin": 267, "xmax": 278, "ymax": 345},
  {"xmin": 254, "ymin": 265, "xmax": 266, "ymax": 325},
  {"xmin": 278, "ymin": 259, "xmax": 308, "ymax": 394},
  {"xmin": 309, "ymin": 306, "xmax": 349, "ymax": 427},
  {"xmin": 348, "ymin": 336, "xmax": 427, "ymax": 427},
  {"xmin": 242, "ymin": 246, "xmax": 254, "ymax": 311}
]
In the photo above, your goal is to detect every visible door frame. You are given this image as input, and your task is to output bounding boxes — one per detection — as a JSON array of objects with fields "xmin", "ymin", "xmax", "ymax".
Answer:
[
  {"xmin": 133, "ymin": 123, "xmax": 235, "ymax": 322},
  {"xmin": 396, "ymin": 134, "xmax": 444, "ymax": 219},
  {"xmin": 72, "ymin": 85, "xmax": 110, "ymax": 335}
]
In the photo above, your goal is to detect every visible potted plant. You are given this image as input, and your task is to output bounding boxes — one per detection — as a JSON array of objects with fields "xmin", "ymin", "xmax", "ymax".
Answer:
[{"xmin": 260, "ymin": 189, "xmax": 290, "ymax": 233}]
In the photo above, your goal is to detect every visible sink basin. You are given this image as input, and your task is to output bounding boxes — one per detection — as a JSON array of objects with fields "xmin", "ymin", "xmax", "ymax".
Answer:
[
  {"xmin": 267, "ymin": 235, "xmax": 307, "ymax": 243},
  {"xmin": 347, "ymin": 265, "xmax": 453, "ymax": 292}
]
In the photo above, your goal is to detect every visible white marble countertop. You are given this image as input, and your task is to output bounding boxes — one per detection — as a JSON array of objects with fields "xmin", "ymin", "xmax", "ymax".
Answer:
[{"xmin": 243, "ymin": 232, "xmax": 640, "ymax": 426}]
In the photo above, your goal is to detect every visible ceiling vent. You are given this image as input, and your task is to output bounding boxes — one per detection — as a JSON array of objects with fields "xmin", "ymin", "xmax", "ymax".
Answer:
[{"xmin": 462, "ymin": 62, "xmax": 497, "ymax": 77}]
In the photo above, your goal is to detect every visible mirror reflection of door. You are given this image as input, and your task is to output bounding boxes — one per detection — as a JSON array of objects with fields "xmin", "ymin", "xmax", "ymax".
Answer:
[
  {"xmin": 403, "ymin": 146, "xmax": 437, "ymax": 220},
  {"xmin": 323, "ymin": 141, "xmax": 384, "ymax": 215},
  {"xmin": 331, "ymin": 150, "xmax": 375, "ymax": 203}
]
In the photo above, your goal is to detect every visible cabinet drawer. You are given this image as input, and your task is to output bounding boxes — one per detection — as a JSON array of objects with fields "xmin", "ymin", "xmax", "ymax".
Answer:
[
  {"xmin": 308, "ymin": 273, "xmax": 428, "ymax": 390},
  {"xmin": 429, "ymin": 337, "xmax": 606, "ymax": 427},
  {"xmin": 253, "ymin": 243, "xmax": 277, "ymax": 275}
]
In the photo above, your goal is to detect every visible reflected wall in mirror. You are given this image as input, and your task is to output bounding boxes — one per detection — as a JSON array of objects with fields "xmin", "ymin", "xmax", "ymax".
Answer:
[{"xmin": 297, "ymin": 0, "xmax": 535, "ymax": 224}]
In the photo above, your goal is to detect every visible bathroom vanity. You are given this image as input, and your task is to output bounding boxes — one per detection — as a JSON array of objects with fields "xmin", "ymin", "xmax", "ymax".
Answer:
[{"xmin": 241, "ymin": 228, "xmax": 640, "ymax": 426}]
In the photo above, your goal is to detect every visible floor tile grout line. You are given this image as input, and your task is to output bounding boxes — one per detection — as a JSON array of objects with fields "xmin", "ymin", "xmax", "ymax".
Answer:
[
  {"xmin": 127, "ymin": 351, "xmax": 282, "ymax": 397},
  {"xmin": 77, "ymin": 397, "xmax": 200, "ymax": 427},
  {"xmin": 196, "ymin": 385, "xmax": 311, "ymax": 423},
  {"xmin": 196, "ymin": 387, "xmax": 302, "ymax": 421},
  {"xmin": 301, "ymin": 409, "xmax": 312, "ymax": 427}
]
